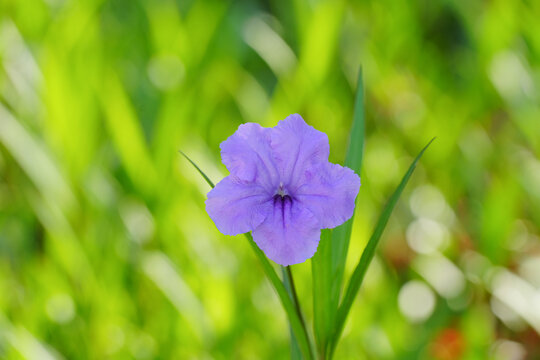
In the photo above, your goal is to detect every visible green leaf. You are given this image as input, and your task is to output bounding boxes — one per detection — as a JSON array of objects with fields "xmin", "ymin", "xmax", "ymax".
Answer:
[
  {"xmin": 288, "ymin": 323, "xmax": 303, "ymax": 360},
  {"xmin": 179, "ymin": 151, "xmax": 215, "ymax": 188},
  {"xmin": 311, "ymin": 68, "xmax": 364, "ymax": 358},
  {"xmin": 330, "ymin": 67, "xmax": 366, "ymax": 305},
  {"xmin": 328, "ymin": 138, "xmax": 435, "ymax": 358},
  {"xmin": 182, "ymin": 153, "xmax": 314, "ymax": 360},
  {"xmin": 311, "ymin": 229, "xmax": 333, "ymax": 356}
]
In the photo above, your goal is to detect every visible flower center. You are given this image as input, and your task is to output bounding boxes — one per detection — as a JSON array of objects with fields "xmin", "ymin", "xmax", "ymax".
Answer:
[
  {"xmin": 276, "ymin": 182, "xmax": 288, "ymax": 198},
  {"xmin": 273, "ymin": 183, "xmax": 293, "ymax": 224}
]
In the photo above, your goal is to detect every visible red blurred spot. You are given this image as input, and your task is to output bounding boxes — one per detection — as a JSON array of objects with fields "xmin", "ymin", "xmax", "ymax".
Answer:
[{"xmin": 430, "ymin": 328, "xmax": 465, "ymax": 360}]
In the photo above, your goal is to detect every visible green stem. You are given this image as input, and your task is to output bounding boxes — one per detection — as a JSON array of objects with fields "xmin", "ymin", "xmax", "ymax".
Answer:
[
  {"xmin": 284, "ymin": 266, "xmax": 316, "ymax": 360},
  {"xmin": 283, "ymin": 267, "xmax": 303, "ymax": 360},
  {"xmin": 245, "ymin": 236, "xmax": 313, "ymax": 360},
  {"xmin": 285, "ymin": 267, "xmax": 308, "ymax": 335}
]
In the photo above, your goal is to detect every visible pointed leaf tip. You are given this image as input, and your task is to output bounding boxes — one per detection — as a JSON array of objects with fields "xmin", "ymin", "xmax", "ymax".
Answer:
[
  {"xmin": 328, "ymin": 137, "xmax": 435, "ymax": 358},
  {"xmin": 179, "ymin": 150, "xmax": 216, "ymax": 188}
]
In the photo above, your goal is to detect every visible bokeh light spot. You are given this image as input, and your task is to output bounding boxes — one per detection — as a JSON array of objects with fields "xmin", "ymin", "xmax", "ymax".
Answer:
[{"xmin": 398, "ymin": 280, "xmax": 436, "ymax": 323}]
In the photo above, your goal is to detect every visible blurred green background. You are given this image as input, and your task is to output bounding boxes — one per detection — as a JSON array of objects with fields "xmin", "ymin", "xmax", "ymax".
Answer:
[{"xmin": 1, "ymin": 0, "xmax": 540, "ymax": 359}]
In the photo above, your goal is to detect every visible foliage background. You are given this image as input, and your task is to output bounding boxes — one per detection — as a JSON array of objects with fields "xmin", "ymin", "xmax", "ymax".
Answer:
[{"xmin": 1, "ymin": 0, "xmax": 540, "ymax": 358}]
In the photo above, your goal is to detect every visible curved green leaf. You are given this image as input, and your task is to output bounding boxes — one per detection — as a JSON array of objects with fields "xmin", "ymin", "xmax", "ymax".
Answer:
[
  {"xmin": 328, "ymin": 138, "xmax": 435, "ymax": 358},
  {"xmin": 312, "ymin": 68, "xmax": 364, "ymax": 359}
]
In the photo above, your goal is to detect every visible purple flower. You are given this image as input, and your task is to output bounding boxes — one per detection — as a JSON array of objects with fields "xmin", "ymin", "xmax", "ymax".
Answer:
[{"xmin": 205, "ymin": 114, "xmax": 361, "ymax": 266}]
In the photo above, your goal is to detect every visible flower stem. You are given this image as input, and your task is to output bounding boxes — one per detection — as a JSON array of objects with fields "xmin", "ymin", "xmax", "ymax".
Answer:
[{"xmin": 283, "ymin": 266, "xmax": 316, "ymax": 360}]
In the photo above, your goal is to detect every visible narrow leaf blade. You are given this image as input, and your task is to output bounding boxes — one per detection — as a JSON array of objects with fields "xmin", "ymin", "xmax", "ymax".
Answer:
[
  {"xmin": 311, "ymin": 68, "xmax": 365, "ymax": 357},
  {"xmin": 179, "ymin": 151, "xmax": 215, "ymax": 188},
  {"xmin": 329, "ymin": 138, "xmax": 435, "ymax": 357},
  {"xmin": 330, "ymin": 67, "xmax": 366, "ymax": 304},
  {"xmin": 311, "ymin": 229, "xmax": 333, "ymax": 354}
]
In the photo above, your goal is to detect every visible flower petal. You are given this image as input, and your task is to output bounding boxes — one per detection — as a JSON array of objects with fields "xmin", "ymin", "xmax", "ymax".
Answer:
[
  {"xmin": 220, "ymin": 122, "xmax": 278, "ymax": 190},
  {"xmin": 206, "ymin": 176, "xmax": 272, "ymax": 236},
  {"xmin": 295, "ymin": 162, "xmax": 360, "ymax": 229},
  {"xmin": 252, "ymin": 197, "xmax": 321, "ymax": 266},
  {"xmin": 270, "ymin": 114, "xmax": 330, "ymax": 189}
]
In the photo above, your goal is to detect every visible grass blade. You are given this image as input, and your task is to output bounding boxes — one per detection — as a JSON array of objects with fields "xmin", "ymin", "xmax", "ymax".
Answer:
[
  {"xmin": 328, "ymin": 138, "xmax": 435, "ymax": 357},
  {"xmin": 179, "ymin": 151, "xmax": 215, "ymax": 188},
  {"xmin": 311, "ymin": 68, "xmax": 364, "ymax": 358},
  {"xmin": 311, "ymin": 229, "xmax": 332, "ymax": 356},
  {"xmin": 182, "ymin": 153, "xmax": 314, "ymax": 359},
  {"xmin": 330, "ymin": 67, "xmax": 366, "ymax": 304}
]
